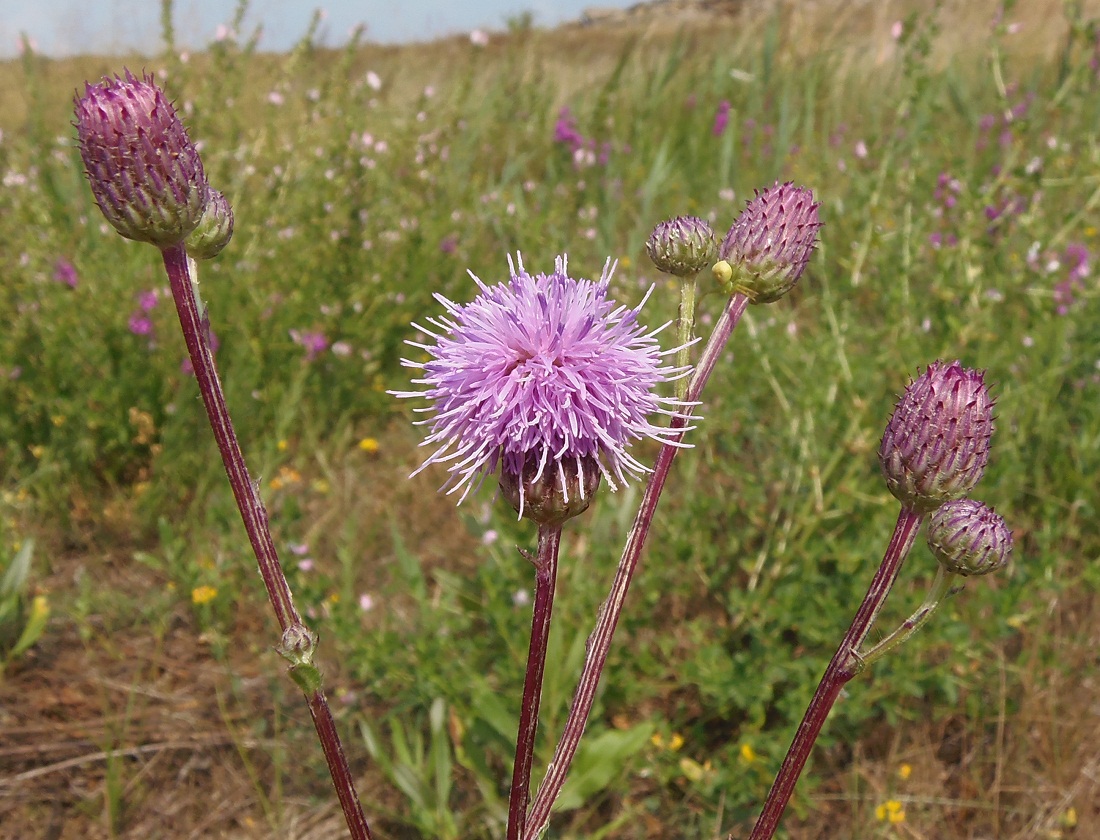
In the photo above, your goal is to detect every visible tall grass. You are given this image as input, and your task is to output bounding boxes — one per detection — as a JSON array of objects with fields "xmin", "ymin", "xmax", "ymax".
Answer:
[{"xmin": 1, "ymin": 0, "xmax": 1099, "ymax": 836}]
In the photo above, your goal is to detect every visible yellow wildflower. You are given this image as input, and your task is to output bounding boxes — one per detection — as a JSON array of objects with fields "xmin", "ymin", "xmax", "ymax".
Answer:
[
  {"xmin": 740, "ymin": 743, "xmax": 758, "ymax": 764},
  {"xmin": 358, "ymin": 437, "xmax": 380, "ymax": 453},
  {"xmin": 874, "ymin": 799, "xmax": 905, "ymax": 824},
  {"xmin": 191, "ymin": 585, "xmax": 218, "ymax": 605},
  {"xmin": 667, "ymin": 733, "xmax": 684, "ymax": 751},
  {"xmin": 277, "ymin": 439, "xmax": 288, "ymax": 451},
  {"xmin": 897, "ymin": 763, "xmax": 912, "ymax": 781}
]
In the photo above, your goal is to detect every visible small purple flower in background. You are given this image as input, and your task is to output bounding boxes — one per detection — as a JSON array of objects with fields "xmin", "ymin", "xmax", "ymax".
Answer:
[
  {"xmin": 53, "ymin": 258, "xmax": 78, "ymax": 289},
  {"xmin": 553, "ymin": 107, "xmax": 584, "ymax": 149},
  {"xmin": 129, "ymin": 312, "xmax": 154, "ymax": 336},
  {"xmin": 1052, "ymin": 242, "xmax": 1090, "ymax": 315},
  {"xmin": 552, "ymin": 107, "xmax": 620, "ymax": 170},
  {"xmin": 712, "ymin": 100, "xmax": 731, "ymax": 137},
  {"xmin": 138, "ymin": 289, "xmax": 159, "ymax": 311},
  {"xmin": 928, "ymin": 172, "xmax": 964, "ymax": 249},
  {"xmin": 291, "ymin": 329, "xmax": 329, "ymax": 361},
  {"xmin": 439, "ymin": 234, "xmax": 458, "ymax": 255},
  {"xmin": 394, "ymin": 254, "xmax": 690, "ymax": 509}
]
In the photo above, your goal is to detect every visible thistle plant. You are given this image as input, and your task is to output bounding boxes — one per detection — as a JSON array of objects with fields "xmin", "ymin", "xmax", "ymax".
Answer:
[
  {"xmin": 393, "ymin": 253, "xmax": 692, "ymax": 838},
  {"xmin": 746, "ymin": 361, "xmax": 1008, "ymax": 840},
  {"xmin": 74, "ymin": 71, "xmax": 373, "ymax": 840},
  {"xmin": 71, "ymin": 63, "xmax": 1014, "ymax": 840}
]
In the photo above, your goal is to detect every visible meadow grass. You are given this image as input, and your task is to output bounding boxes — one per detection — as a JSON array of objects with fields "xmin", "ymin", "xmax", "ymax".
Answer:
[{"xmin": 2, "ymin": 0, "xmax": 1099, "ymax": 837}]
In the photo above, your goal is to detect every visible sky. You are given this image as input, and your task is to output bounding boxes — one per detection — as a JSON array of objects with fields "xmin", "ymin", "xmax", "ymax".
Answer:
[{"xmin": 0, "ymin": 0, "xmax": 638, "ymax": 58}]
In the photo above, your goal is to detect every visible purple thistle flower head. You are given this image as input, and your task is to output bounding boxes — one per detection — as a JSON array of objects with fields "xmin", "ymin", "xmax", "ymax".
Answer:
[
  {"xmin": 394, "ymin": 254, "xmax": 691, "ymax": 519},
  {"xmin": 879, "ymin": 361, "xmax": 994, "ymax": 513},
  {"xmin": 716, "ymin": 181, "xmax": 821, "ymax": 304},
  {"xmin": 74, "ymin": 69, "xmax": 207, "ymax": 248},
  {"xmin": 927, "ymin": 498, "xmax": 1012, "ymax": 577}
]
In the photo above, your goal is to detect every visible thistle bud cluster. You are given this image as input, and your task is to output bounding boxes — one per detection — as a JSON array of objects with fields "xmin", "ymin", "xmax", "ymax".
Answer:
[{"xmin": 74, "ymin": 70, "xmax": 233, "ymax": 259}]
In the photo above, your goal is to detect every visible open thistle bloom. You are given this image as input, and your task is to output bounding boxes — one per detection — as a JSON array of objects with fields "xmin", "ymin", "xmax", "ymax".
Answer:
[
  {"xmin": 714, "ymin": 181, "xmax": 821, "ymax": 303},
  {"xmin": 74, "ymin": 69, "xmax": 207, "ymax": 248},
  {"xmin": 927, "ymin": 498, "xmax": 1013, "ymax": 576},
  {"xmin": 879, "ymin": 361, "xmax": 994, "ymax": 514},
  {"xmin": 395, "ymin": 254, "xmax": 691, "ymax": 521}
]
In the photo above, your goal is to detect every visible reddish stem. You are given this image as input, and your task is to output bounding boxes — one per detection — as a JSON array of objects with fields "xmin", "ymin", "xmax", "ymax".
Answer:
[
  {"xmin": 161, "ymin": 244, "xmax": 373, "ymax": 840},
  {"xmin": 506, "ymin": 524, "xmax": 562, "ymax": 840},
  {"xmin": 523, "ymin": 294, "xmax": 749, "ymax": 839},
  {"xmin": 745, "ymin": 506, "xmax": 925, "ymax": 840}
]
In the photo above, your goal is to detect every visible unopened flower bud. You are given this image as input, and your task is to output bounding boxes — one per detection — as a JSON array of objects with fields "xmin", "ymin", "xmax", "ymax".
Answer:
[
  {"xmin": 186, "ymin": 188, "xmax": 234, "ymax": 259},
  {"xmin": 499, "ymin": 455, "xmax": 602, "ymax": 526},
  {"xmin": 879, "ymin": 361, "xmax": 994, "ymax": 513},
  {"xmin": 74, "ymin": 69, "xmax": 207, "ymax": 248},
  {"xmin": 718, "ymin": 181, "xmax": 821, "ymax": 303},
  {"xmin": 927, "ymin": 499, "xmax": 1012, "ymax": 576},
  {"xmin": 646, "ymin": 216, "xmax": 717, "ymax": 277}
]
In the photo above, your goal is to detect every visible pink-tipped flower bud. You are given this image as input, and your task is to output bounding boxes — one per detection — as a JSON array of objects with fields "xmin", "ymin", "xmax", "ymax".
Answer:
[
  {"xmin": 927, "ymin": 498, "xmax": 1012, "ymax": 576},
  {"xmin": 74, "ymin": 70, "xmax": 207, "ymax": 248},
  {"xmin": 645, "ymin": 215, "xmax": 717, "ymax": 277},
  {"xmin": 186, "ymin": 187, "xmax": 234, "ymax": 259},
  {"xmin": 499, "ymin": 454, "xmax": 602, "ymax": 526},
  {"xmin": 879, "ymin": 361, "xmax": 994, "ymax": 513},
  {"xmin": 716, "ymin": 181, "xmax": 821, "ymax": 303}
]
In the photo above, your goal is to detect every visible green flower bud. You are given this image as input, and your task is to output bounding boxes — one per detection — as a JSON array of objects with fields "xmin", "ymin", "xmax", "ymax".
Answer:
[
  {"xmin": 186, "ymin": 188, "xmax": 234, "ymax": 259},
  {"xmin": 718, "ymin": 181, "xmax": 821, "ymax": 303},
  {"xmin": 499, "ymin": 454, "xmax": 602, "ymax": 526},
  {"xmin": 645, "ymin": 216, "xmax": 717, "ymax": 277},
  {"xmin": 927, "ymin": 499, "xmax": 1012, "ymax": 576},
  {"xmin": 879, "ymin": 361, "xmax": 994, "ymax": 513},
  {"xmin": 74, "ymin": 69, "xmax": 207, "ymax": 249}
]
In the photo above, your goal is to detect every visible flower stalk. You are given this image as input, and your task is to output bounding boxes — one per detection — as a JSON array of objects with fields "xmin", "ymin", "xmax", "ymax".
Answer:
[
  {"xmin": 746, "ymin": 506, "xmax": 925, "ymax": 840},
  {"xmin": 161, "ymin": 245, "xmax": 373, "ymax": 840},
  {"xmin": 522, "ymin": 292, "xmax": 750, "ymax": 839},
  {"xmin": 507, "ymin": 524, "xmax": 563, "ymax": 840}
]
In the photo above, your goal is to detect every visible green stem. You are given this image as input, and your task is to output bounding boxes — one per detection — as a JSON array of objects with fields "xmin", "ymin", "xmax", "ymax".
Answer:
[
  {"xmin": 857, "ymin": 565, "xmax": 963, "ymax": 669},
  {"xmin": 675, "ymin": 275, "xmax": 698, "ymax": 400}
]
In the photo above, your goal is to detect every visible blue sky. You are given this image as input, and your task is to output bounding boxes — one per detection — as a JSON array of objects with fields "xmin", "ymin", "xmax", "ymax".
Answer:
[{"xmin": 1, "ymin": 0, "xmax": 636, "ymax": 58}]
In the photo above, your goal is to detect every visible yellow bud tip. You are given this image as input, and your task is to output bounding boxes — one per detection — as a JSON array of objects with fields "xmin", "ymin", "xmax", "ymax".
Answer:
[{"xmin": 713, "ymin": 260, "xmax": 733, "ymax": 286}]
